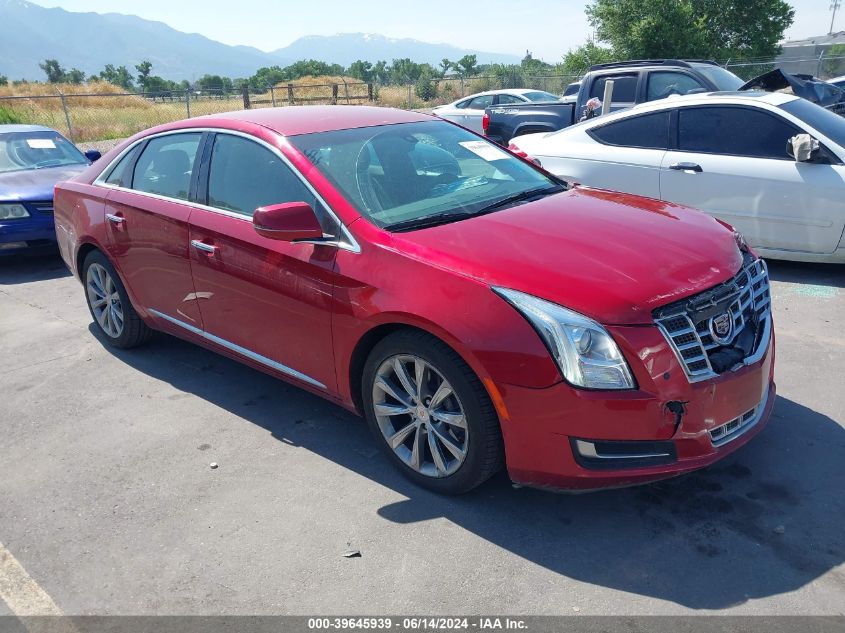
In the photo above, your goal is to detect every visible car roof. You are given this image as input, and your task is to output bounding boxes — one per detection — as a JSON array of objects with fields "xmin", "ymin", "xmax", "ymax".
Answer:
[
  {"xmin": 0, "ymin": 124, "xmax": 57, "ymax": 134},
  {"xmin": 550, "ymin": 91, "xmax": 800, "ymax": 136},
  {"xmin": 157, "ymin": 105, "xmax": 433, "ymax": 137},
  {"xmin": 617, "ymin": 91, "xmax": 798, "ymax": 115},
  {"xmin": 460, "ymin": 88, "xmax": 547, "ymax": 99}
]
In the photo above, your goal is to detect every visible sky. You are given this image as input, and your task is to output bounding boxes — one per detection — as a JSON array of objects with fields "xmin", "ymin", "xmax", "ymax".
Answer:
[{"xmin": 27, "ymin": 0, "xmax": 841, "ymax": 62}]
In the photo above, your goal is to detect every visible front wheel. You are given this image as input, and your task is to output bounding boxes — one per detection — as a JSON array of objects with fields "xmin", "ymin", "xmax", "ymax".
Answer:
[
  {"xmin": 82, "ymin": 250, "xmax": 152, "ymax": 349},
  {"xmin": 362, "ymin": 330, "xmax": 504, "ymax": 494}
]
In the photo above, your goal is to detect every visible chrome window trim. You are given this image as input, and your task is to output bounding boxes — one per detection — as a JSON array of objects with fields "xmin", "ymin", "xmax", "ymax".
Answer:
[
  {"xmin": 92, "ymin": 127, "xmax": 361, "ymax": 253},
  {"xmin": 148, "ymin": 308, "xmax": 326, "ymax": 389}
]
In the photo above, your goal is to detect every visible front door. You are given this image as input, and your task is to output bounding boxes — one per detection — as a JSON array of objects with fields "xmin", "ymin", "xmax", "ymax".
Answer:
[
  {"xmin": 102, "ymin": 131, "xmax": 204, "ymax": 326},
  {"xmin": 660, "ymin": 105, "xmax": 845, "ymax": 255},
  {"xmin": 187, "ymin": 132, "xmax": 339, "ymax": 392}
]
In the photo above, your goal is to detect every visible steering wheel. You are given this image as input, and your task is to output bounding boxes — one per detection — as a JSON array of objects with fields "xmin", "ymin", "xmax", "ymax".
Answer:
[{"xmin": 354, "ymin": 142, "xmax": 387, "ymax": 214}]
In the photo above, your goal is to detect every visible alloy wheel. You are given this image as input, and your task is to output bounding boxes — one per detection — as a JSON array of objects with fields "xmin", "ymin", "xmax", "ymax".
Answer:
[
  {"xmin": 86, "ymin": 262, "xmax": 124, "ymax": 338},
  {"xmin": 372, "ymin": 354, "xmax": 469, "ymax": 478}
]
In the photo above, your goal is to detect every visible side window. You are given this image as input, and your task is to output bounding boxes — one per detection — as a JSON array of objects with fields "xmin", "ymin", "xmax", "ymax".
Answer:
[
  {"xmin": 454, "ymin": 99, "xmax": 471, "ymax": 109},
  {"xmin": 132, "ymin": 133, "xmax": 201, "ymax": 200},
  {"xmin": 496, "ymin": 94, "xmax": 525, "ymax": 105},
  {"xmin": 589, "ymin": 74, "xmax": 638, "ymax": 102},
  {"xmin": 467, "ymin": 95, "xmax": 494, "ymax": 110},
  {"xmin": 207, "ymin": 134, "xmax": 313, "ymax": 218},
  {"xmin": 647, "ymin": 72, "xmax": 706, "ymax": 101},
  {"xmin": 678, "ymin": 107, "xmax": 800, "ymax": 159},
  {"xmin": 104, "ymin": 146, "xmax": 138, "ymax": 187},
  {"xmin": 589, "ymin": 111, "xmax": 671, "ymax": 149}
]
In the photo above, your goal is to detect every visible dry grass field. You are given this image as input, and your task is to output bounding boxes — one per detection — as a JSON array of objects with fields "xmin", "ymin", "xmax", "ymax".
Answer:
[{"xmin": 0, "ymin": 76, "xmax": 505, "ymax": 142}]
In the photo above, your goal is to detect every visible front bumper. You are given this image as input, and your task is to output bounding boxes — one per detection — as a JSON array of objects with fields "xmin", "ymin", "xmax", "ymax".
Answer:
[
  {"xmin": 0, "ymin": 206, "xmax": 57, "ymax": 253},
  {"xmin": 496, "ymin": 322, "xmax": 775, "ymax": 491}
]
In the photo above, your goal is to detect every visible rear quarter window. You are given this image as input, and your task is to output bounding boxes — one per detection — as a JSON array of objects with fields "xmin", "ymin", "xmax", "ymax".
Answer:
[{"xmin": 588, "ymin": 111, "xmax": 671, "ymax": 149}]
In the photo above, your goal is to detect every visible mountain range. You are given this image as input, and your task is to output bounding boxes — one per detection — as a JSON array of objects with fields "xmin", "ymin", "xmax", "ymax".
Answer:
[{"xmin": 0, "ymin": 0, "xmax": 521, "ymax": 81}]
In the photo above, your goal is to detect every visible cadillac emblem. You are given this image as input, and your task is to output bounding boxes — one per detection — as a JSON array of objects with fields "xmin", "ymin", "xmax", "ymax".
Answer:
[{"xmin": 709, "ymin": 311, "xmax": 735, "ymax": 345}]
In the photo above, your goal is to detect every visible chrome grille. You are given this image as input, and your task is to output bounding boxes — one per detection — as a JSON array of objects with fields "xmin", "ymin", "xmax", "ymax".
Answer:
[{"xmin": 655, "ymin": 256, "xmax": 771, "ymax": 382}]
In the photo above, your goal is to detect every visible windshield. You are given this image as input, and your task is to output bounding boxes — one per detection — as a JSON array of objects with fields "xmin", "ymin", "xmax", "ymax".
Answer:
[
  {"xmin": 523, "ymin": 91, "xmax": 560, "ymax": 102},
  {"xmin": 290, "ymin": 120, "xmax": 560, "ymax": 230},
  {"xmin": 691, "ymin": 64, "xmax": 744, "ymax": 91},
  {"xmin": 0, "ymin": 131, "xmax": 88, "ymax": 174},
  {"xmin": 779, "ymin": 98, "xmax": 845, "ymax": 147}
]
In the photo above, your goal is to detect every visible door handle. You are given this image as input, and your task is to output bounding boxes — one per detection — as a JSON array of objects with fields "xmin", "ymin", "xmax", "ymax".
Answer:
[
  {"xmin": 106, "ymin": 213, "xmax": 125, "ymax": 224},
  {"xmin": 191, "ymin": 240, "xmax": 217, "ymax": 254},
  {"xmin": 669, "ymin": 162, "xmax": 703, "ymax": 173}
]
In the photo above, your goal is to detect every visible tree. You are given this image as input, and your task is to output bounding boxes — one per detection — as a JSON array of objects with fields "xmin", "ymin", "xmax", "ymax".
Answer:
[
  {"xmin": 97, "ymin": 64, "xmax": 134, "ymax": 90},
  {"xmin": 372, "ymin": 60, "xmax": 389, "ymax": 84},
  {"xmin": 822, "ymin": 43, "xmax": 845, "ymax": 78},
  {"xmin": 439, "ymin": 58, "xmax": 452, "ymax": 77},
  {"xmin": 562, "ymin": 41, "xmax": 617, "ymax": 75},
  {"xmin": 347, "ymin": 60, "xmax": 373, "ymax": 82},
  {"xmin": 65, "ymin": 68, "xmax": 85, "ymax": 84},
  {"xmin": 39, "ymin": 59, "xmax": 66, "ymax": 83},
  {"xmin": 0, "ymin": 75, "xmax": 7, "ymax": 86},
  {"xmin": 455, "ymin": 54, "xmax": 478, "ymax": 77},
  {"xmin": 586, "ymin": 0, "xmax": 794, "ymax": 61},
  {"xmin": 135, "ymin": 60, "xmax": 153, "ymax": 91},
  {"xmin": 389, "ymin": 58, "xmax": 425, "ymax": 83},
  {"xmin": 521, "ymin": 51, "xmax": 550, "ymax": 75},
  {"xmin": 415, "ymin": 67, "xmax": 438, "ymax": 101},
  {"xmin": 197, "ymin": 74, "xmax": 232, "ymax": 91}
]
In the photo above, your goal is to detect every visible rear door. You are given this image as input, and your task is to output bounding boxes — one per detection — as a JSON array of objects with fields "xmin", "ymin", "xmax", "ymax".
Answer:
[
  {"xmin": 187, "ymin": 132, "xmax": 340, "ymax": 392},
  {"xmin": 660, "ymin": 105, "xmax": 845, "ymax": 255},
  {"xmin": 101, "ymin": 131, "xmax": 204, "ymax": 325}
]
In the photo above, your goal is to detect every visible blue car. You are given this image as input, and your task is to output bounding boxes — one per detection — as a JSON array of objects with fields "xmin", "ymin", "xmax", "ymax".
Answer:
[{"xmin": 0, "ymin": 124, "xmax": 100, "ymax": 254}]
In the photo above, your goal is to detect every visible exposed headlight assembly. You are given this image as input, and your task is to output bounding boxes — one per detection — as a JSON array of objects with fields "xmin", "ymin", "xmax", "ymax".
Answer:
[
  {"xmin": 0, "ymin": 204, "xmax": 30, "ymax": 220},
  {"xmin": 494, "ymin": 287, "xmax": 636, "ymax": 390}
]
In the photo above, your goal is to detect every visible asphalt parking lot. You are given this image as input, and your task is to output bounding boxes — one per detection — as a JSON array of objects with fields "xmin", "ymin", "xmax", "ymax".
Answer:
[{"xmin": 1, "ymin": 252, "xmax": 843, "ymax": 616}]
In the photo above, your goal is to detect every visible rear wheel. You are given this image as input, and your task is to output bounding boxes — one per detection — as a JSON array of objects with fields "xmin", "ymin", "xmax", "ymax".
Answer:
[
  {"xmin": 362, "ymin": 330, "xmax": 503, "ymax": 494},
  {"xmin": 83, "ymin": 250, "xmax": 152, "ymax": 349}
]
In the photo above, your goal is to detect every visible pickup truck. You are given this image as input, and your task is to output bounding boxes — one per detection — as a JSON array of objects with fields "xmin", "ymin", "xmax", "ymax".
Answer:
[{"xmin": 483, "ymin": 59, "xmax": 745, "ymax": 145}]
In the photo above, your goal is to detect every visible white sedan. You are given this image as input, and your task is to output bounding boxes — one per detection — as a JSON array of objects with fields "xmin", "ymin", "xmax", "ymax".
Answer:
[
  {"xmin": 432, "ymin": 89, "xmax": 560, "ymax": 134},
  {"xmin": 511, "ymin": 92, "xmax": 845, "ymax": 263}
]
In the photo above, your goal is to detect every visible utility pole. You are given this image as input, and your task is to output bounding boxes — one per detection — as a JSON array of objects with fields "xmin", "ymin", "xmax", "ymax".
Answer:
[{"xmin": 832, "ymin": 0, "xmax": 842, "ymax": 35}]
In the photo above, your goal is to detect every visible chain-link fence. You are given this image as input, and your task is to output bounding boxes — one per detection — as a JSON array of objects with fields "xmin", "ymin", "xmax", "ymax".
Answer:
[{"xmin": 2, "ymin": 52, "xmax": 844, "ymax": 144}]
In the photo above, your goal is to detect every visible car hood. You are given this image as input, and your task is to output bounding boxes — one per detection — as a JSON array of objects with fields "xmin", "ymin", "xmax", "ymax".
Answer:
[
  {"xmin": 740, "ymin": 68, "xmax": 845, "ymax": 108},
  {"xmin": 391, "ymin": 187, "xmax": 743, "ymax": 325},
  {"xmin": 0, "ymin": 164, "xmax": 88, "ymax": 202}
]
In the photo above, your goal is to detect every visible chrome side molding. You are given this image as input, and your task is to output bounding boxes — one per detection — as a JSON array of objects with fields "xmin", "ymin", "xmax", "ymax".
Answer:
[{"xmin": 148, "ymin": 308, "xmax": 326, "ymax": 389}]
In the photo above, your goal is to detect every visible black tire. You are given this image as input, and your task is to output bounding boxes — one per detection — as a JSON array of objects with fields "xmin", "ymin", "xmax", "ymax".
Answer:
[
  {"xmin": 362, "ymin": 329, "xmax": 504, "ymax": 494},
  {"xmin": 82, "ymin": 250, "xmax": 152, "ymax": 349}
]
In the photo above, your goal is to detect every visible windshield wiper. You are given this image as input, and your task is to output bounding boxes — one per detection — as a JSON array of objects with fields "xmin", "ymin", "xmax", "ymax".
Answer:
[
  {"xmin": 472, "ymin": 185, "xmax": 564, "ymax": 215},
  {"xmin": 383, "ymin": 185, "xmax": 565, "ymax": 233},
  {"xmin": 383, "ymin": 211, "xmax": 475, "ymax": 233}
]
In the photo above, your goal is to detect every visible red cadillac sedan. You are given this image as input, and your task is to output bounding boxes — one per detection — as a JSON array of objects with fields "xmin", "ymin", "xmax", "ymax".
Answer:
[{"xmin": 54, "ymin": 106, "xmax": 775, "ymax": 494}]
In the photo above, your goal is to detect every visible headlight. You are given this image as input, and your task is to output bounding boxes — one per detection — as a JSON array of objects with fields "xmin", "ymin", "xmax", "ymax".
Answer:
[
  {"xmin": 0, "ymin": 204, "xmax": 30, "ymax": 220},
  {"xmin": 494, "ymin": 287, "xmax": 636, "ymax": 390}
]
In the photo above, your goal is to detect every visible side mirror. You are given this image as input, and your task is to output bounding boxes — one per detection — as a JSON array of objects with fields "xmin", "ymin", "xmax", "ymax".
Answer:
[
  {"xmin": 253, "ymin": 202, "xmax": 323, "ymax": 242},
  {"xmin": 787, "ymin": 134, "xmax": 820, "ymax": 162},
  {"xmin": 84, "ymin": 149, "xmax": 102, "ymax": 162}
]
